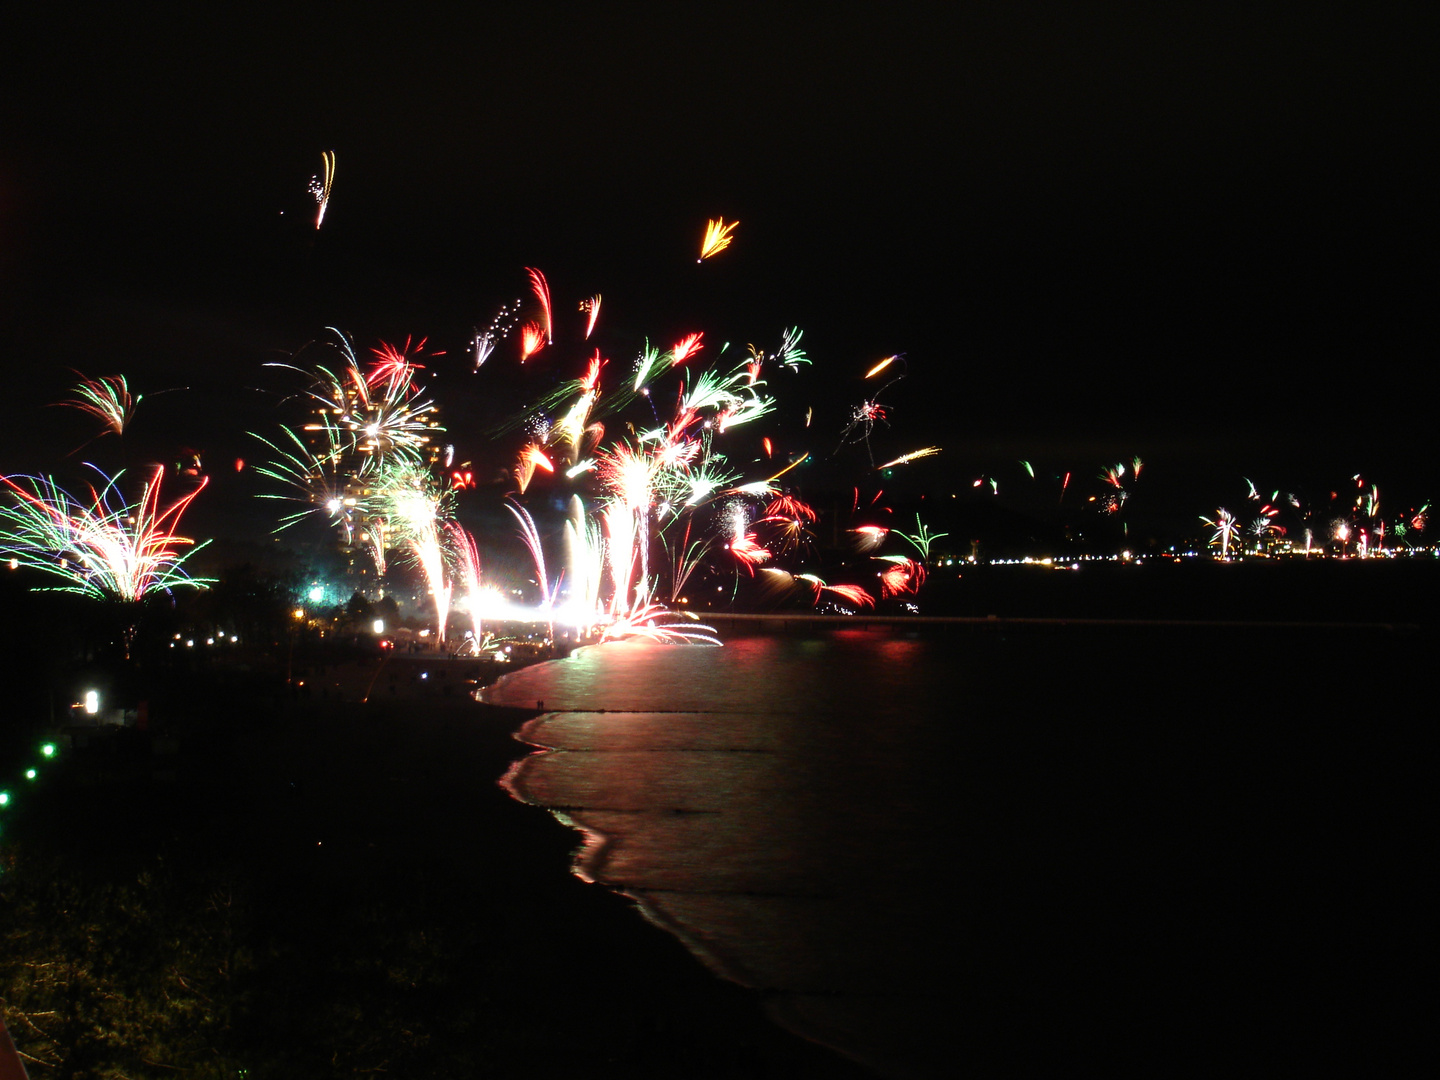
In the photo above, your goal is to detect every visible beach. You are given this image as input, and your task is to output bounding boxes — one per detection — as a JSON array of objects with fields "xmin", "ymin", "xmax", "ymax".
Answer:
[{"xmin": 3, "ymin": 658, "xmax": 872, "ymax": 1077}]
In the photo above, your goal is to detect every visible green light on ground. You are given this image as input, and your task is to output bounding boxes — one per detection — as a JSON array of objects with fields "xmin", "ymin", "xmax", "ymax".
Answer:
[
  {"xmin": 25, "ymin": 769, "xmax": 37, "ymax": 780},
  {"xmin": 0, "ymin": 791, "xmax": 10, "ymax": 807},
  {"xmin": 41, "ymin": 743, "xmax": 57, "ymax": 757}
]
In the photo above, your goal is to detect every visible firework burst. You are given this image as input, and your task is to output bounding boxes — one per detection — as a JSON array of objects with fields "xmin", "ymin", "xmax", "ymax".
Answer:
[
  {"xmin": 1, "ymin": 466, "xmax": 211, "ymax": 601},
  {"xmin": 310, "ymin": 150, "xmax": 336, "ymax": 229},
  {"xmin": 59, "ymin": 373, "xmax": 141, "ymax": 439},
  {"xmin": 699, "ymin": 217, "xmax": 739, "ymax": 262}
]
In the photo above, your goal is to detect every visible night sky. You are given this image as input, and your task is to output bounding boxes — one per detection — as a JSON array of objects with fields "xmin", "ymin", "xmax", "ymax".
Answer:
[{"xmin": 2, "ymin": 6, "xmax": 1434, "ymax": 541}]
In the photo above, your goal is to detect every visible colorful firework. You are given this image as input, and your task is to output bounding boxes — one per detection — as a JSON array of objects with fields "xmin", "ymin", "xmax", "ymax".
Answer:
[
  {"xmin": 527, "ymin": 267, "xmax": 554, "ymax": 345},
  {"xmin": 447, "ymin": 521, "xmax": 484, "ymax": 647},
  {"xmin": 600, "ymin": 603, "xmax": 720, "ymax": 645},
  {"xmin": 895, "ymin": 515, "xmax": 948, "ymax": 560},
  {"xmin": 0, "ymin": 466, "xmax": 211, "ymax": 601},
  {"xmin": 59, "ymin": 373, "xmax": 140, "ymax": 438},
  {"xmin": 876, "ymin": 555, "xmax": 927, "ymax": 599},
  {"xmin": 698, "ymin": 217, "xmax": 739, "ymax": 261},
  {"xmin": 1201, "ymin": 508, "xmax": 1240, "ymax": 558},
  {"xmin": 270, "ymin": 329, "xmax": 444, "ymax": 473},
  {"xmin": 519, "ymin": 321, "xmax": 547, "ymax": 363},
  {"xmin": 247, "ymin": 235, "xmax": 950, "ymax": 649},
  {"xmin": 671, "ymin": 332, "xmax": 704, "ymax": 365}
]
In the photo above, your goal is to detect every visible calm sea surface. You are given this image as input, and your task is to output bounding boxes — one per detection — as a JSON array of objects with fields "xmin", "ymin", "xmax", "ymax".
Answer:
[{"xmin": 481, "ymin": 623, "xmax": 1429, "ymax": 1075}]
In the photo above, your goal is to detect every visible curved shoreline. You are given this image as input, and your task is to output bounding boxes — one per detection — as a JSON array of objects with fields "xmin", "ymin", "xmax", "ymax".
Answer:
[{"xmin": 484, "ymin": 646, "xmax": 885, "ymax": 1073}]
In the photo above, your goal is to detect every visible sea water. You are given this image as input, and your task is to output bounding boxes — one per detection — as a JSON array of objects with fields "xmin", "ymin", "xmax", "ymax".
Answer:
[{"xmin": 481, "ymin": 623, "xmax": 1428, "ymax": 1074}]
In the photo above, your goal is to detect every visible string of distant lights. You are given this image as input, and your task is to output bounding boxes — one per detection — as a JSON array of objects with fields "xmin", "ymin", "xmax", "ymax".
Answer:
[{"xmin": 0, "ymin": 739, "xmax": 62, "ymax": 848}]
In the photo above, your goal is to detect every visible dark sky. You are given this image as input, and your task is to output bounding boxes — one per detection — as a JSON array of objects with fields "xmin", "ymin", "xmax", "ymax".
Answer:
[{"xmin": 2, "ymin": 5, "xmax": 1434, "ymax": 538}]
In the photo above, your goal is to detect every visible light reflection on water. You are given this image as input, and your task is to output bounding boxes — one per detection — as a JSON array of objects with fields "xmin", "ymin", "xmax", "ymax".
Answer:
[
  {"xmin": 480, "ymin": 624, "xmax": 1423, "ymax": 1072},
  {"xmin": 485, "ymin": 631, "xmax": 977, "ymax": 1073}
]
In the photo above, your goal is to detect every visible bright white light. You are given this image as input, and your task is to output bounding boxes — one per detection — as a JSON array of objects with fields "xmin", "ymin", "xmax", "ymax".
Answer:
[
  {"xmin": 464, "ymin": 593, "xmax": 612, "ymax": 631},
  {"xmin": 84, "ymin": 690, "xmax": 99, "ymax": 715},
  {"xmin": 373, "ymin": 619, "xmax": 384, "ymax": 634},
  {"xmin": 308, "ymin": 585, "xmax": 325, "ymax": 603}
]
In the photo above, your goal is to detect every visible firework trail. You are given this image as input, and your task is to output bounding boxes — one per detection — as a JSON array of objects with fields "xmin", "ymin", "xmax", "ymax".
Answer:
[
  {"xmin": 632, "ymin": 340, "xmax": 667, "ymax": 392},
  {"xmin": 310, "ymin": 150, "xmax": 335, "ymax": 229},
  {"xmin": 514, "ymin": 443, "xmax": 555, "ymax": 494},
  {"xmin": 505, "ymin": 499, "xmax": 551, "ymax": 608},
  {"xmin": 747, "ymin": 328, "xmax": 810, "ymax": 377},
  {"xmin": 576, "ymin": 294, "xmax": 602, "ymax": 340},
  {"xmin": 796, "ymin": 573, "xmax": 875, "ymax": 610},
  {"xmin": 849, "ymin": 525, "xmax": 889, "ymax": 553},
  {"xmin": 865, "ymin": 354, "xmax": 901, "ymax": 379},
  {"xmin": 361, "ymin": 518, "xmax": 389, "ymax": 578},
  {"xmin": 563, "ymin": 495, "xmax": 606, "ymax": 617},
  {"xmin": 600, "ymin": 602, "xmax": 720, "ymax": 645},
  {"xmin": 59, "ymin": 374, "xmax": 141, "ymax": 439},
  {"xmin": 473, "ymin": 299, "xmax": 523, "ymax": 369},
  {"xmin": 0, "ymin": 465, "xmax": 211, "ymax": 601},
  {"xmin": 754, "ymin": 494, "xmax": 817, "ymax": 558},
  {"xmin": 671, "ymin": 332, "xmax": 704, "ymax": 365},
  {"xmin": 412, "ymin": 526, "xmax": 451, "ymax": 643},
  {"xmin": 526, "ymin": 267, "xmax": 554, "ymax": 345},
  {"xmin": 699, "ymin": 217, "xmax": 739, "ymax": 262},
  {"xmin": 267, "ymin": 329, "xmax": 443, "ymax": 474},
  {"xmin": 837, "ymin": 353, "xmax": 909, "ymax": 465},
  {"xmin": 728, "ymin": 532, "xmax": 771, "ymax": 574},
  {"xmin": 1201, "ymin": 508, "xmax": 1240, "ymax": 558},
  {"xmin": 660, "ymin": 520, "xmax": 713, "ymax": 603},
  {"xmin": 370, "ymin": 461, "xmax": 453, "ymax": 640},
  {"xmin": 519, "ymin": 322, "xmax": 547, "ymax": 363},
  {"xmin": 876, "ymin": 555, "xmax": 926, "ymax": 599},
  {"xmin": 895, "ymin": 516, "xmax": 947, "ymax": 560},
  {"xmin": 446, "ymin": 521, "xmax": 484, "ymax": 648},
  {"xmin": 596, "ymin": 442, "xmax": 659, "ymax": 610},
  {"xmin": 367, "ymin": 335, "xmax": 442, "ymax": 388},
  {"xmin": 876, "ymin": 447, "xmax": 941, "ymax": 470},
  {"xmin": 251, "ymin": 233, "xmax": 941, "ymax": 646},
  {"xmin": 251, "ymin": 420, "xmax": 356, "ymax": 539}
]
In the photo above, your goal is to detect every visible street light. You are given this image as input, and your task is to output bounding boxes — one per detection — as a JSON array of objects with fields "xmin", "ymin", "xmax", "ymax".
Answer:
[{"xmin": 84, "ymin": 690, "xmax": 99, "ymax": 715}]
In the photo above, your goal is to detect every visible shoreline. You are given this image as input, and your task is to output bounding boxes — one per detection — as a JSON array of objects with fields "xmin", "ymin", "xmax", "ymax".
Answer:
[
  {"xmin": 472, "ymin": 618, "xmax": 1435, "ymax": 1074},
  {"xmin": 490, "ymin": 653, "xmax": 905, "ymax": 1076},
  {"xmin": 5, "ymin": 662, "xmax": 876, "ymax": 1076}
]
